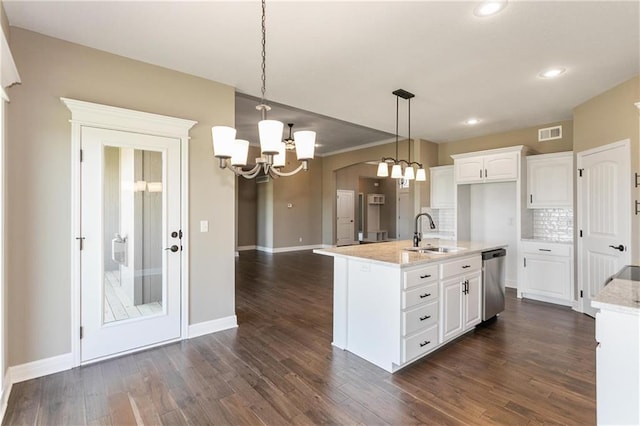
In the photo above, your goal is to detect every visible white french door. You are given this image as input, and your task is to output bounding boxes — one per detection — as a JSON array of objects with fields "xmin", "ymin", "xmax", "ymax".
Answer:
[
  {"xmin": 577, "ymin": 140, "xmax": 631, "ymax": 317},
  {"xmin": 80, "ymin": 126, "xmax": 182, "ymax": 363}
]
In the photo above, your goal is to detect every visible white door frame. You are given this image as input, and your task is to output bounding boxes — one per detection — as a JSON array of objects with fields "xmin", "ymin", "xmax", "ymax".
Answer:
[
  {"xmin": 62, "ymin": 98, "xmax": 197, "ymax": 366},
  {"xmin": 576, "ymin": 139, "xmax": 631, "ymax": 314}
]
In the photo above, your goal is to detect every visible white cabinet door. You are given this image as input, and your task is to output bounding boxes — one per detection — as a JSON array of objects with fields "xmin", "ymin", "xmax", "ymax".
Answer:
[
  {"xmin": 430, "ymin": 166, "xmax": 454, "ymax": 208},
  {"xmin": 440, "ymin": 277, "xmax": 464, "ymax": 342},
  {"xmin": 523, "ymin": 252, "xmax": 572, "ymax": 302},
  {"xmin": 455, "ymin": 157, "xmax": 484, "ymax": 183},
  {"xmin": 484, "ymin": 152, "xmax": 518, "ymax": 181},
  {"xmin": 463, "ymin": 273, "xmax": 482, "ymax": 329},
  {"xmin": 527, "ymin": 153, "xmax": 573, "ymax": 208}
]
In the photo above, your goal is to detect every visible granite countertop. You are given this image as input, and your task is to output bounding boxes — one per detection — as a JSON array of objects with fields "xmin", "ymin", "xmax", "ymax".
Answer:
[
  {"xmin": 314, "ymin": 239, "xmax": 507, "ymax": 267},
  {"xmin": 592, "ymin": 269, "xmax": 640, "ymax": 315}
]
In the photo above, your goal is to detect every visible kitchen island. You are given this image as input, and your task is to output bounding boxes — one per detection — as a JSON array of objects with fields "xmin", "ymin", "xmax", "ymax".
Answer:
[
  {"xmin": 592, "ymin": 266, "xmax": 640, "ymax": 425},
  {"xmin": 314, "ymin": 239, "xmax": 506, "ymax": 373}
]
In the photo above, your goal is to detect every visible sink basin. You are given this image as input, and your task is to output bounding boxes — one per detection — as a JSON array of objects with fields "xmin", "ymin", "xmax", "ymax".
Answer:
[{"xmin": 404, "ymin": 246, "xmax": 464, "ymax": 254}]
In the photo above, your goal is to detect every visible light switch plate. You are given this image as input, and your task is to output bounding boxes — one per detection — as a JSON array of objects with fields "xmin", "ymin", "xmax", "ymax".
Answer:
[{"xmin": 200, "ymin": 220, "xmax": 209, "ymax": 232}]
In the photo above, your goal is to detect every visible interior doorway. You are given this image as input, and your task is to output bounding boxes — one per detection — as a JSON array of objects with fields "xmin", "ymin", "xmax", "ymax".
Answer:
[{"xmin": 336, "ymin": 189, "xmax": 355, "ymax": 246}]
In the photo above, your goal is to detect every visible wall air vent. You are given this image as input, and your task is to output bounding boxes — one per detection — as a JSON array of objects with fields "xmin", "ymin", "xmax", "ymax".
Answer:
[
  {"xmin": 538, "ymin": 125, "xmax": 562, "ymax": 142},
  {"xmin": 256, "ymin": 175, "xmax": 270, "ymax": 184}
]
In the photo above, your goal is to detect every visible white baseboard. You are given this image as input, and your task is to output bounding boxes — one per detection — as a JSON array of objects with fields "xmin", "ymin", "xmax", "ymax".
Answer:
[
  {"xmin": 188, "ymin": 315, "xmax": 238, "ymax": 339},
  {"xmin": 237, "ymin": 245, "xmax": 257, "ymax": 251},
  {"xmin": 256, "ymin": 244, "xmax": 324, "ymax": 253},
  {"xmin": 0, "ymin": 372, "xmax": 12, "ymax": 424},
  {"xmin": 505, "ymin": 279, "xmax": 518, "ymax": 289},
  {"xmin": 8, "ymin": 352, "xmax": 74, "ymax": 385}
]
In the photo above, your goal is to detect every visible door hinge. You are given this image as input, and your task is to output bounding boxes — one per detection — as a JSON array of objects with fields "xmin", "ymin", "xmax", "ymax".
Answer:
[
  {"xmin": 523, "ymin": 257, "xmax": 526, "ymax": 267},
  {"xmin": 76, "ymin": 236, "xmax": 85, "ymax": 250},
  {"xmin": 179, "ymin": 230, "xmax": 183, "ymax": 239},
  {"xmin": 80, "ymin": 149, "xmax": 83, "ymax": 162},
  {"xmin": 578, "ymin": 168, "xmax": 584, "ymax": 177},
  {"xmin": 579, "ymin": 229, "xmax": 583, "ymax": 238},
  {"xmin": 80, "ymin": 326, "xmax": 83, "ymax": 339},
  {"xmin": 580, "ymin": 290, "xmax": 583, "ymax": 298}
]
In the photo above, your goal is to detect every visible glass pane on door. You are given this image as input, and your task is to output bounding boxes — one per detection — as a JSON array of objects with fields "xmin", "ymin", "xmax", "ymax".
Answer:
[{"xmin": 103, "ymin": 146, "xmax": 164, "ymax": 323}]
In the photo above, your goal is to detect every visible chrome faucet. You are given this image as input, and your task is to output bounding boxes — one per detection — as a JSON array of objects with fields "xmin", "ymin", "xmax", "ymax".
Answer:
[{"xmin": 413, "ymin": 213, "xmax": 436, "ymax": 247}]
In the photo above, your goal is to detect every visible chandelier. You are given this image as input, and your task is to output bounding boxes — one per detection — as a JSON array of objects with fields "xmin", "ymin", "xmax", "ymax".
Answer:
[
  {"xmin": 376, "ymin": 89, "xmax": 426, "ymax": 181},
  {"xmin": 211, "ymin": 0, "xmax": 315, "ymax": 179}
]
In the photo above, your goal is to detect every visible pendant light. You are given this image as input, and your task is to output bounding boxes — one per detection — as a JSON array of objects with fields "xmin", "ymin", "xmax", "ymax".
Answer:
[
  {"xmin": 376, "ymin": 89, "xmax": 426, "ymax": 182},
  {"xmin": 211, "ymin": 0, "xmax": 315, "ymax": 179}
]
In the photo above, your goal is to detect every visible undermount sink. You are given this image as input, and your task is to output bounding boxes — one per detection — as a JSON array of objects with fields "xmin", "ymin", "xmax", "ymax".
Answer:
[{"xmin": 404, "ymin": 246, "xmax": 464, "ymax": 254}]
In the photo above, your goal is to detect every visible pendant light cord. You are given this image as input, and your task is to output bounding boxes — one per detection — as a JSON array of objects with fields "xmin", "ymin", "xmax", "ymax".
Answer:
[
  {"xmin": 395, "ymin": 95, "xmax": 399, "ymax": 160},
  {"xmin": 260, "ymin": 0, "xmax": 267, "ymax": 106},
  {"xmin": 408, "ymin": 97, "xmax": 411, "ymax": 162}
]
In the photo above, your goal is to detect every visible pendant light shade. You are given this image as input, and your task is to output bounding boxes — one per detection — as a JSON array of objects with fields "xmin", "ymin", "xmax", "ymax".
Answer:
[
  {"xmin": 230, "ymin": 139, "xmax": 250, "ymax": 166},
  {"xmin": 377, "ymin": 162, "xmax": 389, "ymax": 177},
  {"xmin": 272, "ymin": 142, "xmax": 287, "ymax": 168},
  {"xmin": 404, "ymin": 166, "xmax": 415, "ymax": 180},
  {"xmin": 415, "ymin": 168, "xmax": 427, "ymax": 182},
  {"xmin": 293, "ymin": 130, "xmax": 316, "ymax": 160},
  {"xmin": 258, "ymin": 119, "xmax": 284, "ymax": 155},
  {"xmin": 390, "ymin": 164, "xmax": 403, "ymax": 179},
  {"xmin": 212, "ymin": 126, "xmax": 236, "ymax": 158}
]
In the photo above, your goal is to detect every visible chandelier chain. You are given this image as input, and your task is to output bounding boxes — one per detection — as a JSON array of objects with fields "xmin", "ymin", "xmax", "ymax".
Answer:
[{"xmin": 260, "ymin": 0, "xmax": 267, "ymax": 104}]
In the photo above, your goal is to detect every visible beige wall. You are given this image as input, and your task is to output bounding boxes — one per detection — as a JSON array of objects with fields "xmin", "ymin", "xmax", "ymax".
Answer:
[
  {"xmin": 237, "ymin": 178, "xmax": 257, "ymax": 247},
  {"xmin": 6, "ymin": 28, "xmax": 236, "ymax": 365},
  {"xmin": 437, "ymin": 120, "xmax": 573, "ymax": 165},
  {"xmin": 573, "ymin": 75, "xmax": 640, "ymax": 263},
  {"xmin": 321, "ymin": 139, "xmax": 438, "ymax": 245},
  {"xmin": 1, "ymin": 2, "xmax": 8, "ymax": 41}
]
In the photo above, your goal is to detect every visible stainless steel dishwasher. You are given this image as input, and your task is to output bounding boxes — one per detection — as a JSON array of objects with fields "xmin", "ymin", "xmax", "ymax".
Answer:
[{"xmin": 482, "ymin": 248, "xmax": 506, "ymax": 321}]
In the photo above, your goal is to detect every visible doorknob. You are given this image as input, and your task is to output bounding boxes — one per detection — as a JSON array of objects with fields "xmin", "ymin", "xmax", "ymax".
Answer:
[
  {"xmin": 608, "ymin": 244, "xmax": 625, "ymax": 252},
  {"xmin": 165, "ymin": 245, "xmax": 179, "ymax": 252}
]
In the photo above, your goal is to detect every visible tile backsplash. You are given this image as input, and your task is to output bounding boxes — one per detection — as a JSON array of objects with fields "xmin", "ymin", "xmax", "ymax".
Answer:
[
  {"xmin": 421, "ymin": 207, "xmax": 455, "ymax": 239},
  {"xmin": 533, "ymin": 208, "xmax": 573, "ymax": 240}
]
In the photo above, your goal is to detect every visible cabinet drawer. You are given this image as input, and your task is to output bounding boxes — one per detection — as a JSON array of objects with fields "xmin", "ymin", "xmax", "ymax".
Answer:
[
  {"xmin": 402, "ymin": 325, "xmax": 438, "ymax": 362},
  {"xmin": 403, "ymin": 302, "xmax": 438, "ymax": 336},
  {"xmin": 441, "ymin": 256, "xmax": 481, "ymax": 279},
  {"xmin": 403, "ymin": 282, "xmax": 438, "ymax": 309},
  {"xmin": 404, "ymin": 264, "xmax": 438, "ymax": 289},
  {"xmin": 521, "ymin": 241, "xmax": 571, "ymax": 257}
]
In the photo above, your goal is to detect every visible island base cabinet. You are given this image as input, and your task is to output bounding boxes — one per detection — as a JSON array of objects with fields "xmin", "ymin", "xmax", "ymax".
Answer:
[
  {"xmin": 440, "ymin": 273, "xmax": 482, "ymax": 342},
  {"xmin": 595, "ymin": 310, "xmax": 640, "ymax": 425},
  {"xmin": 463, "ymin": 274, "xmax": 482, "ymax": 329},
  {"xmin": 402, "ymin": 325, "xmax": 438, "ymax": 363}
]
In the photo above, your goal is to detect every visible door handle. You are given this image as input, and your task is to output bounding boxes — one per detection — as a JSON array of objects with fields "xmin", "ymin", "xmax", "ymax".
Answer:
[
  {"xmin": 165, "ymin": 245, "xmax": 179, "ymax": 253},
  {"xmin": 608, "ymin": 244, "xmax": 625, "ymax": 252}
]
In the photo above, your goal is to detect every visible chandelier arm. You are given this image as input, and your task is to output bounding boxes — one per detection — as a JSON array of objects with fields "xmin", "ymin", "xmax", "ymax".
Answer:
[
  {"xmin": 231, "ymin": 163, "xmax": 262, "ymax": 179},
  {"xmin": 269, "ymin": 161, "xmax": 308, "ymax": 177}
]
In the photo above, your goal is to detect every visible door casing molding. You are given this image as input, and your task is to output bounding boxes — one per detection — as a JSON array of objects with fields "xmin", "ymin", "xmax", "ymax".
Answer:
[{"xmin": 62, "ymin": 98, "xmax": 197, "ymax": 366}]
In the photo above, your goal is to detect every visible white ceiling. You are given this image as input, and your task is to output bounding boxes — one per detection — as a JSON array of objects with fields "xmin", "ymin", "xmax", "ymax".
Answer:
[{"xmin": 4, "ymin": 1, "xmax": 639, "ymax": 155}]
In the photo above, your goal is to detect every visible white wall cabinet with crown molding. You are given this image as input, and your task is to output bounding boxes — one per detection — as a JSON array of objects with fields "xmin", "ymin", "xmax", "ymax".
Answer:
[
  {"xmin": 453, "ymin": 149, "xmax": 521, "ymax": 184},
  {"xmin": 527, "ymin": 152, "xmax": 574, "ymax": 208},
  {"xmin": 430, "ymin": 165, "xmax": 454, "ymax": 208}
]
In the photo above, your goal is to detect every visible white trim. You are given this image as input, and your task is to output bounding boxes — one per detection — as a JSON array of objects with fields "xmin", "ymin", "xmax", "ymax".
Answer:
[
  {"xmin": 450, "ymin": 145, "xmax": 526, "ymax": 160},
  {"xmin": 187, "ymin": 315, "xmax": 238, "ymax": 339},
  {"xmin": 0, "ymin": 372, "xmax": 11, "ymax": 424},
  {"xmin": 237, "ymin": 245, "xmax": 257, "ymax": 251},
  {"xmin": 256, "ymin": 244, "xmax": 325, "ymax": 253},
  {"xmin": 62, "ymin": 98, "xmax": 197, "ymax": 366},
  {"xmin": 8, "ymin": 353, "xmax": 74, "ymax": 384},
  {"xmin": 80, "ymin": 337, "xmax": 182, "ymax": 367},
  {"xmin": 1, "ymin": 30, "xmax": 21, "ymax": 90}
]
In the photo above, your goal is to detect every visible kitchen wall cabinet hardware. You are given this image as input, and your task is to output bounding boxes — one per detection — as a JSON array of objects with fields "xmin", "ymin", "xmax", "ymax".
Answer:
[
  {"xmin": 521, "ymin": 240, "xmax": 573, "ymax": 306},
  {"xmin": 430, "ymin": 165, "xmax": 454, "ymax": 208},
  {"xmin": 635, "ymin": 172, "xmax": 639, "ymax": 187},
  {"xmin": 526, "ymin": 151, "xmax": 573, "ymax": 208},
  {"xmin": 636, "ymin": 200, "xmax": 639, "ymax": 215},
  {"xmin": 452, "ymin": 149, "xmax": 521, "ymax": 184},
  {"xmin": 440, "ymin": 255, "xmax": 482, "ymax": 343},
  {"xmin": 594, "ymin": 309, "xmax": 640, "ymax": 425}
]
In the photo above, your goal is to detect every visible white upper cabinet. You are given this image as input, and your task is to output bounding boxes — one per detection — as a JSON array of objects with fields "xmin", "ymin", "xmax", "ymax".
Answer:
[
  {"xmin": 430, "ymin": 165, "xmax": 454, "ymax": 208},
  {"xmin": 452, "ymin": 147, "xmax": 523, "ymax": 184},
  {"xmin": 526, "ymin": 151, "xmax": 573, "ymax": 208}
]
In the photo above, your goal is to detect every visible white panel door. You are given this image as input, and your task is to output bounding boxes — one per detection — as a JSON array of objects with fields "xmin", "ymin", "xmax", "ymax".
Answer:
[
  {"xmin": 430, "ymin": 166, "xmax": 454, "ymax": 208},
  {"xmin": 440, "ymin": 277, "xmax": 463, "ymax": 342},
  {"xmin": 463, "ymin": 273, "xmax": 482, "ymax": 329},
  {"xmin": 527, "ymin": 154, "xmax": 573, "ymax": 208},
  {"xmin": 455, "ymin": 157, "xmax": 484, "ymax": 183},
  {"xmin": 336, "ymin": 189, "xmax": 355, "ymax": 246},
  {"xmin": 81, "ymin": 127, "xmax": 182, "ymax": 362},
  {"xmin": 578, "ymin": 140, "xmax": 631, "ymax": 317},
  {"xmin": 484, "ymin": 152, "xmax": 518, "ymax": 181}
]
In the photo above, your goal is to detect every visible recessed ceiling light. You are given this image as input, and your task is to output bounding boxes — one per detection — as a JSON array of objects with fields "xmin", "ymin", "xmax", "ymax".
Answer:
[
  {"xmin": 474, "ymin": 1, "xmax": 508, "ymax": 17},
  {"xmin": 465, "ymin": 118, "xmax": 481, "ymax": 125},
  {"xmin": 539, "ymin": 68, "xmax": 566, "ymax": 79}
]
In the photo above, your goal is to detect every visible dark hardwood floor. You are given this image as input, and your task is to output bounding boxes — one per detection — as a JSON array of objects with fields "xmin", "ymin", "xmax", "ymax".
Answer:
[{"xmin": 3, "ymin": 250, "xmax": 596, "ymax": 425}]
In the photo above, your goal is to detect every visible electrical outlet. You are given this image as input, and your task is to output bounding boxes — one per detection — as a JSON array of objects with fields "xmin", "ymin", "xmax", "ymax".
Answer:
[
  {"xmin": 200, "ymin": 220, "xmax": 209, "ymax": 232},
  {"xmin": 299, "ymin": 237, "xmax": 303, "ymax": 242}
]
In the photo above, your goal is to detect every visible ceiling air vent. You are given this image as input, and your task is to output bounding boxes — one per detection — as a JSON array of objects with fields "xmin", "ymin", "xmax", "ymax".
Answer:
[{"xmin": 538, "ymin": 125, "xmax": 562, "ymax": 142}]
